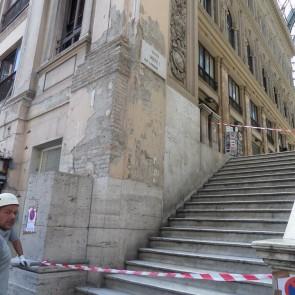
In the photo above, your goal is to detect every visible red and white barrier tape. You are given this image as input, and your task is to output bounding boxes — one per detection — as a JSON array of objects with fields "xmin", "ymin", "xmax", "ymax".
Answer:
[
  {"xmin": 41, "ymin": 261, "xmax": 272, "ymax": 282},
  {"xmin": 217, "ymin": 121, "xmax": 295, "ymax": 134}
]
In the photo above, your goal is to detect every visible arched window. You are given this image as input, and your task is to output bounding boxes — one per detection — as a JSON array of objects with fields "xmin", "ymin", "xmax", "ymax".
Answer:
[
  {"xmin": 200, "ymin": 0, "xmax": 212, "ymax": 15},
  {"xmin": 246, "ymin": 42, "xmax": 253, "ymax": 73},
  {"xmin": 227, "ymin": 11, "xmax": 235, "ymax": 49}
]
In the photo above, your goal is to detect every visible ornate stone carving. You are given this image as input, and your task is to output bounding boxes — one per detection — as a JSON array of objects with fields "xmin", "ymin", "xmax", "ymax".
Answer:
[{"xmin": 170, "ymin": 0, "xmax": 187, "ymax": 84}]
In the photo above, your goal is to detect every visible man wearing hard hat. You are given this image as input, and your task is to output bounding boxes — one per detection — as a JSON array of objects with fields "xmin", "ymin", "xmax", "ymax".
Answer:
[{"xmin": 0, "ymin": 193, "xmax": 28, "ymax": 295}]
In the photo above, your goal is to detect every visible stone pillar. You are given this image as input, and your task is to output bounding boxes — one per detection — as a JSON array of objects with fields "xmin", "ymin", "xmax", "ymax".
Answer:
[
  {"xmin": 216, "ymin": 57, "xmax": 224, "ymax": 152},
  {"xmin": 219, "ymin": 61, "xmax": 230, "ymax": 153},
  {"xmin": 80, "ymin": 0, "xmax": 94, "ymax": 37},
  {"xmin": 211, "ymin": 112, "xmax": 221, "ymax": 152},
  {"xmin": 261, "ymin": 108, "xmax": 268, "ymax": 154},
  {"xmin": 244, "ymin": 92, "xmax": 252, "ymax": 155},
  {"xmin": 13, "ymin": 0, "xmax": 47, "ymax": 95},
  {"xmin": 199, "ymin": 104, "xmax": 210, "ymax": 145},
  {"xmin": 253, "ymin": 203, "xmax": 295, "ymax": 295}
]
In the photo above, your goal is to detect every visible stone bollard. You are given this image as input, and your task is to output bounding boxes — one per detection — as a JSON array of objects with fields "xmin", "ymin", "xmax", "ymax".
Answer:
[{"xmin": 252, "ymin": 203, "xmax": 295, "ymax": 295}]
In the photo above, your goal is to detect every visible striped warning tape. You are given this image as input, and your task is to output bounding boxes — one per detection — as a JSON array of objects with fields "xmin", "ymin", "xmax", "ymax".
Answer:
[
  {"xmin": 217, "ymin": 121, "xmax": 295, "ymax": 134},
  {"xmin": 41, "ymin": 261, "xmax": 272, "ymax": 282}
]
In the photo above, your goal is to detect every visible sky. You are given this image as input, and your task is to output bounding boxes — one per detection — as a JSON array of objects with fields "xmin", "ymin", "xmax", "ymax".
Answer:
[{"xmin": 277, "ymin": 0, "xmax": 295, "ymax": 36}]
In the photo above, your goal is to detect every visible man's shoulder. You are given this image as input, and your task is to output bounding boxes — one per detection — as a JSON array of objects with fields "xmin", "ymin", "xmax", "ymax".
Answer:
[{"xmin": 0, "ymin": 228, "xmax": 12, "ymax": 241}]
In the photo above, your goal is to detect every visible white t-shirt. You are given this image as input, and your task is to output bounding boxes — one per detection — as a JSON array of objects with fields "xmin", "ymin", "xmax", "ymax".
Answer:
[{"xmin": 0, "ymin": 231, "xmax": 12, "ymax": 295}]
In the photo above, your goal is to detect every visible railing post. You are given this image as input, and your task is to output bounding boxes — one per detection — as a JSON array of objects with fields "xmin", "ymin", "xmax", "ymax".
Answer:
[{"xmin": 252, "ymin": 202, "xmax": 295, "ymax": 294}]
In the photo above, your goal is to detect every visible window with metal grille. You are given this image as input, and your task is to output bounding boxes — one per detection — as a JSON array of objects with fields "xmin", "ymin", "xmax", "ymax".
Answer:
[
  {"xmin": 198, "ymin": 43, "xmax": 217, "ymax": 90},
  {"xmin": 0, "ymin": 48, "xmax": 20, "ymax": 101},
  {"xmin": 250, "ymin": 101, "xmax": 259, "ymax": 127},
  {"xmin": 228, "ymin": 76, "xmax": 242, "ymax": 113},
  {"xmin": 227, "ymin": 11, "xmax": 235, "ymax": 49},
  {"xmin": 246, "ymin": 42, "xmax": 253, "ymax": 73},
  {"xmin": 274, "ymin": 87, "xmax": 279, "ymax": 106},
  {"xmin": 1, "ymin": 0, "xmax": 29, "ymax": 31},
  {"xmin": 56, "ymin": 0, "xmax": 85, "ymax": 54}
]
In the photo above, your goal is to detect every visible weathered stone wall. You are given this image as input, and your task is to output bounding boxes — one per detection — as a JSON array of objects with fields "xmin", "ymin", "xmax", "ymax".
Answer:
[
  {"xmin": 164, "ymin": 86, "xmax": 226, "ymax": 219},
  {"xmin": 20, "ymin": 172, "xmax": 93, "ymax": 262}
]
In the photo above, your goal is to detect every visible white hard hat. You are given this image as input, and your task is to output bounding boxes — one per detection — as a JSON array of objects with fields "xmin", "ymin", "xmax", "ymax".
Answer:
[{"xmin": 0, "ymin": 193, "xmax": 19, "ymax": 207}]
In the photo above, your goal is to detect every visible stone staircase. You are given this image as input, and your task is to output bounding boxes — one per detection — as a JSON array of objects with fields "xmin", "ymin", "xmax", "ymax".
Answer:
[{"xmin": 76, "ymin": 151, "xmax": 295, "ymax": 295}]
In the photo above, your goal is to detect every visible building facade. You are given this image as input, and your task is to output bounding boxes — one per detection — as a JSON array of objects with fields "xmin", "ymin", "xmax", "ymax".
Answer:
[{"xmin": 0, "ymin": 0, "xmax": 294, "ymax": 293}]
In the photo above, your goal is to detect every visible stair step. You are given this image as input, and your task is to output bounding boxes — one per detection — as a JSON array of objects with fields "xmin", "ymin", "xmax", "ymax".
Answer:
[
  {"xmin": 198, "ymin": 185, "xmax": 295, "ymax": 195},
  {"xmin": 210, "ymin": 172, "xmax": 295, "ymax": 182},
  {"xmin": 215, "ymin": 166, "xmax": 295, "ymax": 176},
  {"xmin": 220, "ymin": 161, "xmax": 295, "ymax": 172},
  {"xmin": 138, "ymin": 248, "xmax": 269, "ymax": 273},
  {"xmin": 77, "ymin": 151, "xmax": 293, "ymax": 295},
  {"xmin": 176, "ymin": 208, "xmax": 291, "ymax": 219},
  {"xmin": 204, "ymin": 178, "xmax": 295, "ymax": 188},
  {"xmin": 126, "ymin": 260, "xmax": 272, "ymax": 295},
  {"xmin": 76, "ymin": 287, "xmax": 132, "ymax": 295},
  {"xmin": 229, "ymin": 151, "xmax": 295, "ymax": 162},
  {"xmin": 169, "ymin": 217, "xmax": 288, "ymax": 231},
  {"xmin": 105, "ymin": 274, "xmax": 234, "ymax": 295},
  {"xmin": 149, "ymin": 237, "xmax": 255, "ymax": 257},
  {"xmin": 225, "ymin": 156, "xmax": 295, "ymax": 167},
  {"xmin": 160, "ymin": 227, "xmax": 283, "ymax": 242},
  {"xmin": 192, "ymin": 192, "xmax": 295, "ymax": 202},
  {"xmin": 185, "ymin": 200, "xmax": 294, "ymax": 210}
]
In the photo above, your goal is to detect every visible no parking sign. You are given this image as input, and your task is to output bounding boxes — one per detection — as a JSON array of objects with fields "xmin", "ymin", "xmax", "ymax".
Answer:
[{"xmin": 278, "ymin": 276, "xmax": 295, "ymax": 295}]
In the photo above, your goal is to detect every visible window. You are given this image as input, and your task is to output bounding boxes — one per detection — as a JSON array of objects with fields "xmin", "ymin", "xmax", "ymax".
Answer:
[
  {"xmin": 227, "ymin": 11, "xmax": 235, "ymax": 49},
  {"xmin": 228, "ymin": 76, "xmax": 242, "ymax": 113},
  {"xmin": 1, "ymin": 0, "xmax": 29, "ymax": 31},
  {"xmin": 246, "ymin": 42, "xmax": 254, "ymax": 73},
  {"xmin": 266, "ymin": 119, "xmax": 274, "ymax": 145},
  {"xmin": 198, "ymin": 43, "xmax": 217, "ymax": 90},
  {"xmin": 262, "ymin": 68, "xmax": 268, "ymax": 93},
  {"xmin": 250, "ymin": 100, "xmax": 259, "ymax": 127},
  {"xmin": 0, "ymin": 48, "xmax": 20, "ymax": 101},
  {"xmin": 274, "ymin": 87, "xmax": 278, "ymax": 106},
  {"xmin": 38, "ymin": 146, "xmax": 62, "ymax": 173},
  {"xmin": 200, "ymin": 0, "xmax": 211, "ymax": 15},
  {"xmin": 56, "ymin": 0, "xmax": 85, "ymax": 53}
]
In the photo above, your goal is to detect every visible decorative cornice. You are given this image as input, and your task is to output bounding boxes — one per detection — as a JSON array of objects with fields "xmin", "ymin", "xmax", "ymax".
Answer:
[{"xmin": 199, "ymin": 103, "xmax": 221, "ymax": 122}]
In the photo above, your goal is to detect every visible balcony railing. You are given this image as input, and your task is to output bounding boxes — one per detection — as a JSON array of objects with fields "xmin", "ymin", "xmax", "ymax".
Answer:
[
  {"xmin": 229, "ymin": 97, "xmax": 242, "ymax": 114},
  {"xmin": 0, "ymin": 72, "xmax": 15, "ymax": 102},
  {"xmin": 198, "ymin": 66, "xmax": 218, "ymax": 91},
  {"xmin": 1, "ymin": 0, "xmax": 29, "ymax": 31},
  {"xmin": 56, "ymin": 26, "xmax": 82, "ymax": 54}
]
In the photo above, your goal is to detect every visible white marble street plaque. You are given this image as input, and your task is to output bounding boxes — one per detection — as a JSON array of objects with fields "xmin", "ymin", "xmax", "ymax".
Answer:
[{"xmin": 141, "ymin": 40, "xmax": 167, "ymax": 79}]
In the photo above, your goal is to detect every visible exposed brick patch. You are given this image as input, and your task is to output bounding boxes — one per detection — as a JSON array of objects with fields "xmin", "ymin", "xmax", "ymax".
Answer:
[
  {"xmin": 72, "ymin": 38, "xmax": 131, "ymax": 177},
  {"xmin": 72, "ymin": 38, "xmax": 131, "ymax": 93}
]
